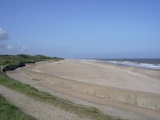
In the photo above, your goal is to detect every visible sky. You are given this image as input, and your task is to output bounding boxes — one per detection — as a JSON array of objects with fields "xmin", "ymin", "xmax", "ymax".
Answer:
[{"xmin": 0, "ymin": 0, "xmax": 160, "ymax": 58}]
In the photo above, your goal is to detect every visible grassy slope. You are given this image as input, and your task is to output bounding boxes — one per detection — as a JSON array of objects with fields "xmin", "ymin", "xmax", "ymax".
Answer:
[{"xmin": 0, "ymin": 54, "xmax": 122, "ymax": 120}]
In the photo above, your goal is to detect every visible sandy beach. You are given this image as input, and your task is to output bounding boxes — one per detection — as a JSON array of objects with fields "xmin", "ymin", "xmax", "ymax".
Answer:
[
  {"xmin": 7, "ymin": 59, "xmax": 160, "ymax": 120},
  {"xmin": 30, "ymin": 59, "xmax": 160, "ymax": 94}
]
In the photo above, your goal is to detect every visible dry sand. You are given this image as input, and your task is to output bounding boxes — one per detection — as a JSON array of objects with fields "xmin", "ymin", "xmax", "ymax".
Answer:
[
  {"xmin": 7, "ymin": 59, "xmax": 160, "ymax": 120},
  {"xmin": 32, "ymin": 59, "xmax": 160, "ymax": 94}
]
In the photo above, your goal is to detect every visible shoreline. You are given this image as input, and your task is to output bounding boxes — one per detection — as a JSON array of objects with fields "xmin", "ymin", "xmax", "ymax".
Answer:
[{"xmin": 87, "ymin": 58, "xmax": 160, "ymax": 71}]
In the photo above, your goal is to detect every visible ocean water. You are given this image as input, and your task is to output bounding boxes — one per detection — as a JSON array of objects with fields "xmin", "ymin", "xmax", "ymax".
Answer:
[{"xmin": 94, "ymin": 59, "xmax": 160, "ymax": 70}]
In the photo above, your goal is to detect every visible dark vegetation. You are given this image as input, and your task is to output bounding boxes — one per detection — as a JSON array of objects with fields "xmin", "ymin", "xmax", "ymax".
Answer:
[{"xmin": 0, "ymin": 54, "xmax": 63, "ymax": 72}]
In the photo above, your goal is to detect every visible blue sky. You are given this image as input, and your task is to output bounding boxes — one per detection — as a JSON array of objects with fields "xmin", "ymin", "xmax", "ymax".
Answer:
[{"xmin": 0, "ymin": 0, "xmax": 160, "ymax": 58}]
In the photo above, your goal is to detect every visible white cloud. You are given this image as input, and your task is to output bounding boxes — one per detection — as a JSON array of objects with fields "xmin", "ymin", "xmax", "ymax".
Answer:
[
  {"xmin": 6, "ymin": 45, "xmax": 14, "ymax": 49},
  {"xmin": 0, "ymin": 28, "xmax": 9, "ymax": 41},
  {"xmin": 0, "ymin": 44, "xmax": 27, "ymax": 54},
  {"xmin": 0, "ymin": 27, "xmax": 27, "ymax": 54},
  {"xmin": 6, "ymin": 45, "xmax": 26, "ymax": 52},
  {"xmin": 18, "ymin": 46, "xmax": 26, "ymax": 52}
]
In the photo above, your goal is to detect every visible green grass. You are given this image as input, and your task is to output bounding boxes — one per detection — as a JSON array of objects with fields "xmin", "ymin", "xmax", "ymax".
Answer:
[
  {"xmin": 0, "ymin": 95, "xmax": 36, "ymax": 120},
  {"xmin": 0, "ymin": 54, "xmax": 122, "ymax": 120}
]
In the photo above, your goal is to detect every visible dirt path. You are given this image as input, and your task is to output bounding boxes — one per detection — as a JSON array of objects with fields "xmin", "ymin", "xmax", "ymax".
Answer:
[{"xmin": 0, "ymin": 85, "xmax": 90, "ymax": 120}]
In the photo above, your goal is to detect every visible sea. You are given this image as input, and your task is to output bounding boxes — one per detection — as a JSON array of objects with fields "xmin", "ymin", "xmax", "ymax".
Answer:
[{"xmin": 92, "ymin": 59, "xmax": 160, "ymax": 71}]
